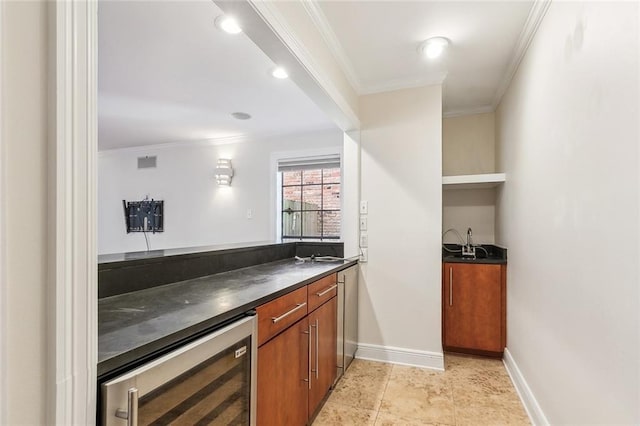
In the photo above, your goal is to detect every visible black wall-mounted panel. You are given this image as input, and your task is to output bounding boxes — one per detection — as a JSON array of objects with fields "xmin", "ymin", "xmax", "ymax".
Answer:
[{"xmin": 123, "ymin": 200, "xmax": 164, "ymax": 233}]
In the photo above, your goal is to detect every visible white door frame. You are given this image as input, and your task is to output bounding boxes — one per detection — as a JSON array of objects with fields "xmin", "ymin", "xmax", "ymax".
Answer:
[
  {"xmin": 50, "ymin": 1, "xmax": 98, "ymax": 424},
  {"xmin": 0, "ymin": 1, "xmax": 6, "ymax": 423},
  {"xmin": 47, "ymin": 0, "xmax": 362, "ymax": 423}
]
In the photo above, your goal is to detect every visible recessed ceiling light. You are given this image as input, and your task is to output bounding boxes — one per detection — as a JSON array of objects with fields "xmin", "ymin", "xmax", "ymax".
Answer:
[
  {"xmin": 271, "ymin": 67, "xmax": 289, "ymax": 79},
  {"xmin": 215, "ymin": 15, "xmax": 242, "ymax": 34},
  {"xmin": 420, "ymin": 37, "xmax": 450, "ymax": 59},
  {"xmin": 231, "ymin": 112, "xmax": 252, "ymax": 120}
]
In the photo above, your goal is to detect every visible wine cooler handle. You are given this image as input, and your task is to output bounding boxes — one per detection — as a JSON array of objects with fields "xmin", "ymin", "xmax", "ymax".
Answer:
[{"xmin": 115, "ymin": 388, "xmax": 138, "ymax": 426}]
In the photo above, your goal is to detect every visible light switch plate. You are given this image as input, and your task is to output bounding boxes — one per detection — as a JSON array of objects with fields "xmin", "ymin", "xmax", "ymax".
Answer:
[
  {"xmin": 360, "ymin": 200, "xmax": 368, "ymax": 214},
  {"xmin": 359, "ymin": 216, "xmax": 367, "ymax": 231},
  {"xmin": 360, "ymin": 233, "xmax": 368, "ymax": 248},
  {"xmin": 360, "ymin": 248, "xmax": 368, "ymax": 262}
]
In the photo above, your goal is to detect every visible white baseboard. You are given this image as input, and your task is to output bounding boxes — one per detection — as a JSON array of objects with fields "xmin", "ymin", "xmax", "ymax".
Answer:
[
  {"xmin": 356, "ymin": 343, "xmax": 444, "ymax": 371},
  {"xmin": 503, "ymin": 348, "xmax": 550, "ymax": 426}
]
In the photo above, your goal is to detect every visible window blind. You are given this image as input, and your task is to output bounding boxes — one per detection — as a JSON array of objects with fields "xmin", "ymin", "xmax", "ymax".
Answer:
[{"xmin": 277, "ymin": 155, "xmax": 341, "ymax": 172}]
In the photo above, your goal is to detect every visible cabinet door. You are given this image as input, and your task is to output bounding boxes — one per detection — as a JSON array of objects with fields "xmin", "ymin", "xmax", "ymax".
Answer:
[
  {"xmin": 443, "ymin": 263, "xmax": 503, "ymax": 353},
  {"xmin": 256, "ymin": 286, "xmax": 308, "ymax": 346},
  {"xmin": 257, "ymin": 317, "xmax": 309, "ymax": 426},
  {"xmin": 308, "ymin": 297, "xmax": 337, "ymax": 417}
]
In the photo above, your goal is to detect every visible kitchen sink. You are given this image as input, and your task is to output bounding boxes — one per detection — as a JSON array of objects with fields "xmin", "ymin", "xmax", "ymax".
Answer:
[{"xmin": 442, "ymin": 244, "xmax": 507, "ymax": 263}]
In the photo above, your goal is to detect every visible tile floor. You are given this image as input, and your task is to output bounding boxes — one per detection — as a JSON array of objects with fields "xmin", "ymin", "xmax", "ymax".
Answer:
[{"xmin": 313, "ymin": 354, "xmax": 530, "ymax": 426}]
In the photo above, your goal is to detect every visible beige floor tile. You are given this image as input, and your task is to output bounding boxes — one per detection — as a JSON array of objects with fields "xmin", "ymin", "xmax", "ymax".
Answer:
[
  {"xmin": 449, "ymin": 368, "xmax": 514, "ymax": 394},
  {"xmin": 326, "ymin": 359, "xmax": 392, "ymax": 411},
  {"xmin": 374, "ymin": 412, "xmax": 450, "ymax": 426},
  {"xmin": 379, "ymin": 365, "xmax": 455, "ymax": 425},
  {"xmin": 347, "ymin": 359, "xmax": 393, "ymax": 380},
  {"xmin": 445, "ymin": 354, "xmax": 504, "ymax": 370},
  {"xmin": 446, "ymin": 354, "xmax": 530, "ymax": 426},
  {"xmin": 452, "ymin": 381, "xmax": 521, "ymax": 404},
  {"xmin": 454, "ymin": 403, "xmax": 530, "ymax": 426},
  {"xmin": 312, "ymin": 402, "xmax": 378, "ymax": 426},
  {"xmin": 317, "ymin": 355, "xmax": 529, "ymax": 426},
  {"xmin": 446, "ymin": 355, "xmax": 507, "ymax": 377},
  {"xmin": 326, "ymin": 373, "xmax": 387, "ymax": 411}
]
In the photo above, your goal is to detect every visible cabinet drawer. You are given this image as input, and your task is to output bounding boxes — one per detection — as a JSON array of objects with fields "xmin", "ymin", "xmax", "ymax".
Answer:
[
  {"xmin": 307, "ymin": 274, "xmax": 338, "ymax": 312},
  {"xmin": 257, "ymin": 286, "xmax": 308, "ymax": 346}
]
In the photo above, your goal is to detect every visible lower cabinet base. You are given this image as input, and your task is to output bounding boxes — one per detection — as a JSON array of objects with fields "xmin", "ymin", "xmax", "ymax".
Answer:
[{"xmin": 444, "ymin": 347, "xmax": 503, "ymax": 359}]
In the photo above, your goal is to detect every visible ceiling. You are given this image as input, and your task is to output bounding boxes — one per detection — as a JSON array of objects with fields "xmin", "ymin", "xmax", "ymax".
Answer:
[
  {"xmin": 99, "ymin": 1, "xmax": 537, "ymax": 150},
  {"xmin": 98, "ymin": 1, "xmax": 335, "ymax": 150},
  {"xmin": 312, "ymin": 1, "xmax": 535, "ymax": 115}
]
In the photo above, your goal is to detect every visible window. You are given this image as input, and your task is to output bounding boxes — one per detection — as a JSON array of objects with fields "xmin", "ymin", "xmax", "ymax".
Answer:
[{"xmin": 279, "ymin": 156, "xmax": 341, "ymax": 241}]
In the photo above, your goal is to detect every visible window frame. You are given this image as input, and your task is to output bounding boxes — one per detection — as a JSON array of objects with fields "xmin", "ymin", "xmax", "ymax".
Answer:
[{"xmin": 279, "ymin": 166, "xmax": 341, "ymax": 241}]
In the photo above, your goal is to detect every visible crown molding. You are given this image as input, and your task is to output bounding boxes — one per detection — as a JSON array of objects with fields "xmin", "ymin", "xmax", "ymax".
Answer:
[
  {"xmin": 301, "ymin": 0, "xmax": 363, "ymax": 94},
  {"xmin": 360, "ymin": 71, "xmax": 448, "ymax": 96},
  {"xmin": 443, "ymin": 104, "xmax": 494, "ymax": 119},
  {"xmin": 492, "ymin": 0, "xmax": 552, "ymax": 109},
  {"xmin": 293, "ymin": 0, "xmax": 551, "ymax": 111},
  {"xmin": 246, "ymin": 0, "xmax": 360, "ymax": 130},
  {"xmin": 301, "ymin": 1, "xmax": 448, "ymax": 97},
  {"xmin": 98, "ymin": 134, "xmax": 251, "ymax": 155},
  {"xmin": 97, "ymin": 127, "xmax": 341, "ymax": 156}
]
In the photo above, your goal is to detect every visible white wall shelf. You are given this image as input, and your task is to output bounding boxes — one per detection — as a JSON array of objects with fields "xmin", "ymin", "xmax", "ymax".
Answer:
[{"xmin": 442, "ymin": 173, "xmax": 506, "ymax": 190}]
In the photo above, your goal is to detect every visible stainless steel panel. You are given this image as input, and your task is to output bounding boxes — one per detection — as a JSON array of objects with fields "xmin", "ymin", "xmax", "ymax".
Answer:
[
  {"xmin": 335, "ymin": 265, "xmax": 358, "ymax": 384},
  {"xmin": 336, "ymin": 277, "xmax": 345, "ymax": 379},
  {"xmin": 102, "ymin": 315, "xmax": 257, "ymax": 426}
]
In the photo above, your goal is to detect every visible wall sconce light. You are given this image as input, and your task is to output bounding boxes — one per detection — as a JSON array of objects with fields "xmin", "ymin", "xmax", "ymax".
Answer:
[{"xmin": 215, "ymin": 159, "xmax": 234, "ymax": 186}]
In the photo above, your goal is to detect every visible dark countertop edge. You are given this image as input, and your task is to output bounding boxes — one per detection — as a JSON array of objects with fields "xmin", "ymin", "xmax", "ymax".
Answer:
[
  {"xmin": 98, "ymin": 241, "xmax": 295, "ymax": 269},
  {"xmin": 442, "ymin": 257, "xmax": 507, "ymax": 265},
  {"xmin": 97, "ymin": 259, "xmax": 358, "ymax": 378}
]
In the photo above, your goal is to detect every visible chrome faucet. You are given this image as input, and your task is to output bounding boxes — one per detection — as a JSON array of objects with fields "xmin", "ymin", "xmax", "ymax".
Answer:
[{"xmin": 462, "ymin": 227, "xmax": 476, "ymax": 257}]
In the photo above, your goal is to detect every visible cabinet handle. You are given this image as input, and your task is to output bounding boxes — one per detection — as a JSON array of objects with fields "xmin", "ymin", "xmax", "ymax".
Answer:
[
  {"xmin": 271, "ymin": 302, "xmax": 306, "ymax": 323},
  {"xmin": 310, "ymin": 322, "xmax": 317, "ymax": 378},
  {"xmin": 315, "ymin": 318, "xmax": 319, "ymax": 379},
  {"xmin": 449, "ymin": 267, "xmax": 453, "ymax": 307},
  {"xmin": 115, "ymin": 387, "xmax": 138, "ymax": 426},
  {"xmin": 307, "ymin": 324, "xmax": 312, "ymax": 389},
  {"xmin": 302, "ymin": 329, "xmax": 310, "ymax": 388},
  {"xmin": 316, "ymin": 284, "xmax": 338, "ymax": 297}
]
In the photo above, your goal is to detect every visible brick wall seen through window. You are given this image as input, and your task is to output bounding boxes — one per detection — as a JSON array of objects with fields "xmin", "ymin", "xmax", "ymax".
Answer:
[{"xmin": 281, "ymin": 168, "xmax": 340, "ymax": 240}]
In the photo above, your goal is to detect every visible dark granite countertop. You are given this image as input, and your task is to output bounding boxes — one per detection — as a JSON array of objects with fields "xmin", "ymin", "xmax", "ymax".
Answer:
[
  {"xmin": 442, "ymin": 255, "xmax": 507, "ymax": 265},
  {"xmin": 442, "ymin": 244, "xmax": 508, "ymax": 265},
  {"xmin": 98, "ymin": 257, "xmax": 357, "ymax": 377}
]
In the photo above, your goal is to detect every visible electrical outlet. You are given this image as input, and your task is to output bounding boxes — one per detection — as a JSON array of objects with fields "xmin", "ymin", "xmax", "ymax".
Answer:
[
  {"xmin": 359, "ymin": 216, "xmax": 367, "ymax": 231},
  {"xmin": 360, "ymin": 233, "xmax": 368, "ymax": 248},
  {"xmin": 360, "ymin": 200, "xmax": 368, "ymax": 214},
  {"xmin": 359, "ymin": 248, "xmax": 368, "ymax": 262},
  {"xmin": 246, "ymin": 209, "xmax": 253, "ymax": 219}
]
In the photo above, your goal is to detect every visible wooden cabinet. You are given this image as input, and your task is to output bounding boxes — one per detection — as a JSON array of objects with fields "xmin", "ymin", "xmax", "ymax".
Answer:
[
  {"xmin": 256, "ymin": 286, "xmax": 308, "ymax": 346},
  {"xmin": 307, "ymin": 274, "xmax": 337, "ymax": 312},
  {"xmin": 257, "ymin": 317, "xmax": 309, "ymax": 426},
  {"xmin": 442, "ymin": 262, "xmax": 506, "ymax": 356},
  {"xmin": 256, "ymin": 274, "xmax": 338, "ymax": 425},
  {"xmin": 308, "ymin": 296, "xmax": 337, "ymax": 416}
]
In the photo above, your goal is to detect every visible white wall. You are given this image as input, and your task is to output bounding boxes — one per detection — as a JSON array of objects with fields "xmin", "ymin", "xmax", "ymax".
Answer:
[
  {"xmin": 98, "ymin": 130, "xmax": 342, "ymax": 255},
  {"xmin": 1, "ymin": 1, "xmax": 48, "ymax": 423},
  {"xmin": 442, "ymin": 112, "xmax": 497, "ymax": 243},
  {"xmin": 342, "ymin": 130, "xmax": 360, "ymax": 259},
  {"xmin": 442, "ymin": 189, "xmax": 495, "ymax": 244},
  {"xmin": 442, "ymin": 112, "xmax": 495, "ymax": 176},
  {"xmin": 495, "ymin": 1, "xmax": 639, "ymax": 423},
  {"xmin": 358, "ymin": 85, "xmax": 443, "ymax": 365}
]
